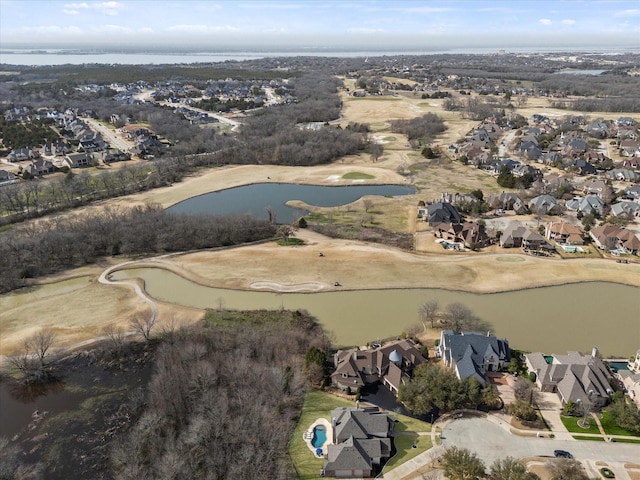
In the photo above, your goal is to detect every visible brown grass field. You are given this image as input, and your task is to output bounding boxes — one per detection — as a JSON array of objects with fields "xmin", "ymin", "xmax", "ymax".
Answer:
[{"xmin": 1, "ymin": 79, "xmax": 639, "ymax": 355}]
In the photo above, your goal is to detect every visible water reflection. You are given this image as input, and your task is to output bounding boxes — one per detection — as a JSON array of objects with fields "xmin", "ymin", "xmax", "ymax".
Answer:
[{"xmin": 168, "ymin": 183, "xmax": 415, "ymax": 223}]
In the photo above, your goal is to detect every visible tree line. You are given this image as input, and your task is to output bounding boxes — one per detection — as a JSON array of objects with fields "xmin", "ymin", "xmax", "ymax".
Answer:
[
  {"xmin": 0, "ymin": 205, "xmax": 276, "ymax": 294},
  {"xmin": 110, "ymin": 309, "xmax": 328, "ymax": 479}
]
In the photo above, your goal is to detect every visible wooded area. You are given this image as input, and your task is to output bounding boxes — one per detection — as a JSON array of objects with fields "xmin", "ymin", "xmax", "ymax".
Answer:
[
  {"xmin": 0, "ymin": 205, "xmax": 276, "ymax": 294},
  {"xmin": 110, "ymin": 309, "xmax": 328, "ymax": 479}
]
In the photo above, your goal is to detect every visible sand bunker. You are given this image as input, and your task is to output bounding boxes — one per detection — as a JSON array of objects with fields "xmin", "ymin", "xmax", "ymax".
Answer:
[{"xmin": 250, "ymin": 281, "xmax": 326, "ymax": 292}]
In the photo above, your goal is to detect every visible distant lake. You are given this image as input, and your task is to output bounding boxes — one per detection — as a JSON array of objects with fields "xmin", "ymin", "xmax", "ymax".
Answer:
[
  {"xmin": 2, "ymin": 46, "xmax": 637, "ymax": 66},
  {"xmin": 168, "ymin": 183, "xmax": 416, "ymax": 223},
  {"xmin": 554, "ymin": 69, "xmax": 607, "ymax": 75}
]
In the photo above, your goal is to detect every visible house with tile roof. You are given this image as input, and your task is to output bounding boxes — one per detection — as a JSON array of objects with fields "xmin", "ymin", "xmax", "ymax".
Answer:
[
  {"xmin": 437, "ymin": 331, "xmax": 510, "ymax": 387},
  {"xmin": 589, "ymin": 224, "xmax": 640, "ymax": 255},
  {"xmin": 545, "ymin": 222, "xmax": 585, "ymax": 245},
  {"xmin": 331, "ymin": 339, "xmax": 426, "ymax": 395},
  {"xmin": 524, "ymin": 351, "xmax": 613, "ymax": 407},
  {"xmin": 322, "ymin": 407, "xmax": 393, "ymax": 478}
]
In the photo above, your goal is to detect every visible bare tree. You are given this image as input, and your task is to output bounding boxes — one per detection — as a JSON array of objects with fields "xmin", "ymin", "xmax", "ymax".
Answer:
[
  {"xmin": 130, "ymin": 315, "xmax": 156, "ymax": 344},
  {"xmin": 276, "ymin": 224, "xmax": 294, "ymax": 244},
  {"xmin": 363, "ymin": 198, "xmax": 374, "ymax": 213},
  {"xmin": 102, "ymin": 324, "xmax": 125, "ymax": 352},
  {"xmin": 265, "ymin": 205, "xmax": 277, "ymax": 224},
  {"xmin": 513, "ymin": 377, "xmax": 539, "ymax": 405},
  {"xmin": 403, "ymin": 323, "xmax": 422, "ymax": 338},
  {"xmin": 546, "ymin": 458, "xmax": 588, "ymax": 480},
  {"xmin": 9, "ymin": 328, "xmax": 56, "ymax": 384},
  {"xmin": 419, "ymin": 300, "xmax": 439, "ymax": 328},
  {"xmin": 370, "ymin": 143, "xmax": 383, "ymax": 162},
  {"xmin": 445, "ymin": 302, "xmax": 472, "ymax": 332}
]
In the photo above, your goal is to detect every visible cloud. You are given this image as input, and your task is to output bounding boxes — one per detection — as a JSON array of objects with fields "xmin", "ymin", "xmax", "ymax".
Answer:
[
  {"xmin": 613, "ymin": 9, "xmax": 640, "ymax": 17},
  {"xmin": 561, "ymin": 19, "xmax": 576, "ymax": 25},
  {"xmin": 347, "ymin": 27, "xmax": 385, "ymax": 34},
  {"xmin": 165, "ymin": 24, "xmax": 240, "ymax": 34},
  {"xmin": 62, "ymin": 2, "xmax": 124, "ymax": 16},
  {"xmin": 538, "ymin": 18, "xmax": 552, "ymax": 26}
]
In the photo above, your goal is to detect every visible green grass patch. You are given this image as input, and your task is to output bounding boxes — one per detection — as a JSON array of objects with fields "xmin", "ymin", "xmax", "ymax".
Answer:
[
  {"xmin": 600, "ymin": 411, "xmax": 640, "ymax": 437},
  {"xmin": 384, "ymin": 433, "xmax": 431, "ymax": 471},
  {"xmin": 393, "ymin": 414, "xmax": 432, "ymax": 434},
  {"xmin": 611, "ymin": 437, "xmax": 640, "ymax": 444},
  {"xmin": 572, "ymin": 435, "xmax": 605, "ymax": 441},
  {"xmin": 342, "ymin": 172, "xmax": 375, "ymax": 180},
  {"xmin": 560, "ymin": 415, "xmax": 600, "ymax": 434},
  {"xmin": 383, "ymin": 136, "xmax": 397, "ymax": 142},
  {"xmin": 289, "ymin": 389, "xmax": 355, "ymax": 480},
  {"xmin": 276, "ymin": 238, "xmax": 305, "ymax": 246}
]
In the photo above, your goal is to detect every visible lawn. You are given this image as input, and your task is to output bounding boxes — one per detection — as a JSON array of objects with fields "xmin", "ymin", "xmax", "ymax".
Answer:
[
  {"xmin": 342, "ymin": 172, "xmax": 375, "ymax": 180},
  {"xmin": 384, "ymin": 413, "xmax": 432, "ymax": 471},
  {"xmin": 289, "ymin": 389, "xmax": 355, "ymax": 480},
  {"xmin": 560, "ymin": 415, "xmax": 601, "ymax": 435},
  {"xmin": 288, "ymin": 389, "xmax": 432, "ymax": 479},
  {"xmin": 600, "ymin": 411, "xmax": 640, "ymax": 437},
  {"xmin": 572, "ymin": 435, "xmax": 606, "ymax": 441}
]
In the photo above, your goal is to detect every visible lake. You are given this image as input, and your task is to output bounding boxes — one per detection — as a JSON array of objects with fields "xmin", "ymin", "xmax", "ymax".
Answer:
[
  {"xmin": 112, "ymin": 268, "xmax": 640, "ymax": 357},
  {"xmin": 167, "ymin": 183, "xmax": 416, "ymax": 223}
]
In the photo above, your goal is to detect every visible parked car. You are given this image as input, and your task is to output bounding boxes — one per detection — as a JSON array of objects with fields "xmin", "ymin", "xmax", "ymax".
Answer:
[{"xmin": 554, "ymin": 450, "xmax": 573, "ymax": 459}]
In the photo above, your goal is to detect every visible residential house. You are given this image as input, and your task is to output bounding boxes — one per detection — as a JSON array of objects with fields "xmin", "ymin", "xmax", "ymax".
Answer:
[
  {"xmin": 323, "ymin": 407, "xmax": 394, "ymax": 478},
  {"xmin": 0, "ymin": 169, "xmax": 17, "ymax": 186},
  {"xmin": 625, "ymin": 185, "xmax": 640, "ymax": 200},
  {"xmin": 580, "ymin": 179, "xmax": 614, "ymax": 202},
  {"xmin": 620, "ymin": 157, "xmax": 640, "ymax": 170},
  {"xmin": 512, "ymin": 164, "xmax": 542, "ymax": 181},
  {"xmin": 433, "ymin": 222, "xmax": 492, "ymax": 249},
  {"xmin": 519, "ymin": 141, "xmax": 543, "ymax": 161},
  {"xmin": 630, "ymin": 350, "xmax": 640, "ymax": 374},
  {"xmin": 331, "ymin": 339, "xmax": 426, "ymax": 395},
  {"xmin": 23, "ymin": 159, "xmax": 55, "ymax": 177},
  {"xmin": 489, "ymin": 192, "xmax": 527, "ymax": 214},
  {"xmin": 63, "ymin": 153, "xmax": 91, "ymax": 169},
  {"xmin": 590, "ymin": 224, "xmax": 640, "ymax": 255},
  {"xmin": 566, "ymin": 158, "xmax": 597, "ymax": 176},
  {"xmin": 616, "ymin": 117, "xmax": 636, "ymax": 127},
  {"xmin": 618, "ymin": 370, "xmax": 640, "ymax": 409},
  {"xmin": 426, "ymin": 202, "xmax": 461, "ymax": 226},
  {"xmin": 437, "ymin": 330, "xmax": 510, "ymax": 387},
  {"xmin": 528, "ymin": 194, "xmax": 562, "ymax": 215},
  {"xmin": 606, "ymin": 168, "xmax": 639, "ymax": 183},
  {"xmin": 524, "ymin": 351, "xmax": 613, "ymax": 407},
  {"xmin": 565, "ymin": 195, "xmax": 605, "ymax": 217},
  {"xmin": 7, "ymin": 148, "xmax": 37, "ymax": 162},
  {"xmin": 499, "ymin": 222, "xmax": 547, "ymax": 250},
  {"xmin": 620, "ymin": 140, "xmax": 640, "ymax": 157},
  {"xmin": 545, "ymin": 222, "xmax": 585, "ymax": 245},
  {"xmin": 99, "ymin": 149, "xmax": 130, "ymax": 164},
  {"xmin": 610, "ymin": 201, "xmax": 640, "ymax": 218}
]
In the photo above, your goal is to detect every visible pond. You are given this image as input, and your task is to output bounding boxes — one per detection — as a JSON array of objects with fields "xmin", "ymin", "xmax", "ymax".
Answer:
[
  {"xmin": 112, "ymin": 268, "xmax": 640, "ymax": 357},
  {"xmin": 167, "ymin": 183, "xmax": 416, "ymax": 223}
]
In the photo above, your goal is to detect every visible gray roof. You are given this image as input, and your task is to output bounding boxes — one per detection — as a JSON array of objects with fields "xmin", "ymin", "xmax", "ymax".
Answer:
[
  {"xmin": 325, "ymin": 436, "xmax": 372, "ymax": 471},
  {"xmin": 439, "ymin": 331, "xmax": 510, "ymax": 386},
  {"xmin": 427, "ymin": 202, "xmax": 462, "ymax": 225},
  {"xmin": 332, "ymin": 407, "xmax": 391, "ymax": 443}
]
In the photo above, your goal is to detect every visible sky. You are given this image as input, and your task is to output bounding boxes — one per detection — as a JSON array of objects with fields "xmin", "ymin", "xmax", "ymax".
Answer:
[{"xmin": 1, "ymin": 0, "xmax": 639, "ymax": 51}]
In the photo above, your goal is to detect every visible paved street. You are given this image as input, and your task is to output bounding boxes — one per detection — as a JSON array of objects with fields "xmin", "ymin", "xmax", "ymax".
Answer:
[{"xmin": 441, "ymin": 417, "xmax": 640, "ymax": 479}]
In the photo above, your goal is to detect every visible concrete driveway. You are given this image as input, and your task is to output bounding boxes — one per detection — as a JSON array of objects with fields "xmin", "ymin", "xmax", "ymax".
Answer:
[{"xmin": 441, "ymin": 417, "xmax": 640, "ymax": 476}]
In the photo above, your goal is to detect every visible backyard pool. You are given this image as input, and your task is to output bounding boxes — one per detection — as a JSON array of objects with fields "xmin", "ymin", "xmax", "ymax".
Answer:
[
  {"xmin": 312, "ymin": 425, "xmax": 327, "ymax": 449},
  {"xmin": 562, "ymin": 245, "xmax": 585, "ymax": 253},
  {"xmin": 607, "ymin": 361, "xmax": 630, "ymax": 372}
]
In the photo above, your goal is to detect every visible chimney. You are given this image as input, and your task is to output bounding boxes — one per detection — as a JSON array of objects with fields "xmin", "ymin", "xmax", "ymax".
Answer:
[{"xmin": 591, "ymin": 347, "xmax": 600, "ymax": 359}]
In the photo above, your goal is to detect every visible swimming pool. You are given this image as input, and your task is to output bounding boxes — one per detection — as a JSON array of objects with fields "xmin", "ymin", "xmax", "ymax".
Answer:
[
  {"xmin": 607, "ymin": 361, "xmax": 630, "ymax": 372},
  {"xmin": 562, "ymin": 245, "xmax": 585, "ymax": 253},
  {"xmin": 312, "ymin": 425, "xmax": 327, "ymax": 449}
]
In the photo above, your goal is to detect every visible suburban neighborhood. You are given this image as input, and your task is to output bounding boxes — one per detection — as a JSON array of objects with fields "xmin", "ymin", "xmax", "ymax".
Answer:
[{"xmin": 1, "ymin": 29, "xmax": 639, "ymax": 480}]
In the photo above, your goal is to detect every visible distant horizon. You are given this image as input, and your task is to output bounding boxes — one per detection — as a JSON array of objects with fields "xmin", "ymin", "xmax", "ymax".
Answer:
[{"xmin": 1, "ymin": 0, "xmax": 639, "ymax": 54}]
